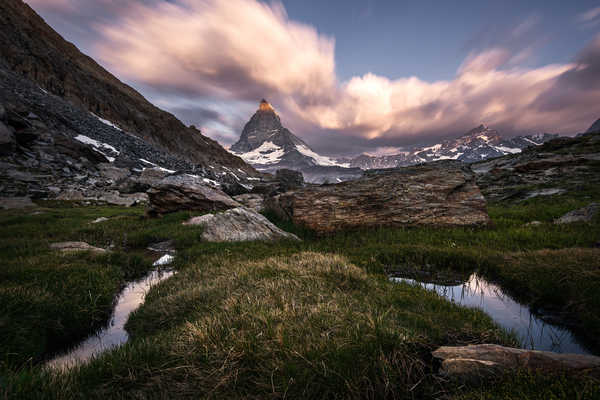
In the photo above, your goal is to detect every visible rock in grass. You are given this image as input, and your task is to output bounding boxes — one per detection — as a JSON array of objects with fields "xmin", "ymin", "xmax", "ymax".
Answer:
[
  {"xmin": 50, "ymin": 241, "xmax": 107, "ymax": 253},
  {"xmin": 183, "ymin": 207, "xmax": 300, "ymax": 242},
  {"xmin": 554, "ymin": 203, "xmax": 599, "ymax": 224},
  {"xmin": 266, "ymin": 160, "xmax": 490, "ymax": 233},
  {"xmin": 0, "ymin": 196, "xmax": 35, "ymax": 209},
  {"xmin": 91, "ymin": 217, "xmax": 109, "ymax": 224},
  {"xmin": 432, "ymin": 344, "xmax": 600, "ymax": 379},
  {"xmin": 147, "ymin": 174, "xmax": 240, "ymax": 215}
]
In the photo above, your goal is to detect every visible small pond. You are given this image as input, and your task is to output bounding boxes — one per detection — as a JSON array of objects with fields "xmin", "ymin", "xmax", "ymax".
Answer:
[
  {"xmin": 391, "ymin": 273, "xmax": 592, "ymax": 355},
  {"xmin": 47, "ymin": 268, "xmax": 174, "ymax": 369}
]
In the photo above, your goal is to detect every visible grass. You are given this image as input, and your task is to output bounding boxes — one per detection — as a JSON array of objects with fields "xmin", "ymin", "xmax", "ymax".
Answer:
[{"xmin": 0, "ymin": 190, "xmax": 599, "ymax": 398}]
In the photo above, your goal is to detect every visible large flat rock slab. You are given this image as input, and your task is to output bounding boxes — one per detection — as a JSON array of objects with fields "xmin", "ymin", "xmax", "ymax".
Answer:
[{"xmin": 267, "ymin": 161, "xmax": 490, "ymax": 233}]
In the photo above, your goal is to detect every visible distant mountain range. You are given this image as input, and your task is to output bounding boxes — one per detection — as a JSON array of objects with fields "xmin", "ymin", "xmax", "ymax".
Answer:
[
  {"xmin": 338, "ymin": 126, "xmax": 559, "ymax": 170},
  {"xmin": 230, "ymin": 102, "xmax": 560, "ymax": 181}
]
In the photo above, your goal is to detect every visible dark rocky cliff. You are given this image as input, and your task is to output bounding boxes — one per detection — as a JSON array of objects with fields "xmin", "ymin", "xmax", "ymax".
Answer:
[{"xmin": 0, "ymin": 0, "xmax": 256, "ymax": 175}]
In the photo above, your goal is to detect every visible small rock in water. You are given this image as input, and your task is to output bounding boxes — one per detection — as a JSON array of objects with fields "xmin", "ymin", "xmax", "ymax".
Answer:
[
  {"xmin": 153, "ymin": 254, "xmax": 174, "ymax": 266},
  {"xmin": 50, "ymin": 241, "xmax": 107, "ymax": 253},
  {"xmin": 91, "ymin": 217, "xmax": 109, "ymax": 224}
]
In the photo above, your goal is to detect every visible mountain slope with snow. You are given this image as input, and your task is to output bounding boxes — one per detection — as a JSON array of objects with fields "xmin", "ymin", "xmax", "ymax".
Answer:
[
  {"xmin": 230, "ymin": 100, "xmax": 360, "ymax": 183},
  {"xmin": 342, "ymin": 125, "xmax": 559, "ymax": 170}
]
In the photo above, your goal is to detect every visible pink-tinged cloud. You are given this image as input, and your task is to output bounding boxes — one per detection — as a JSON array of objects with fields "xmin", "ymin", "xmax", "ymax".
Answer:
[{"xmin": 28, "ymin": 0, "xmax": 600, "ymax": 155}]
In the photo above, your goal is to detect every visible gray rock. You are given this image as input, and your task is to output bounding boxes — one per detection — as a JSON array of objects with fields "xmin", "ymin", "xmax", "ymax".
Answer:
[
  {"xmin": 0, "ymin": 196, "xmax": 35, "ymax": 209},
  {"xmin": 182, "ymin": 207, "xmax": 300, "ymax": 242},
  {"xmin": 91, "ymin": 217, "xmax": 109, "ymax": 224},
  {"xmin": 525, "ymin": 221, "xmax": 542, "ymax": 227},
  {"xmin": 98, "ymin": 163, "xmax": 131, "ymax": 182},
  {"xmin": 233, "ymin": 193, "xmax": 265, "ymax": 213},
  {"xmin": 147, "ymin": 240, "xmax": 176, "ymax": 254},
  {"xmin": 554, "ymin": 203, "xmax": 599, "ymax": 224},
  {"xmin": 276, "ymin": 168, "xmax": 304, "ymax": 191},
  {"xmin": 432, "ymin": 344, "xmax": 600, "ymax": 379},
  {"xmin": 266, "ymin": 161, "xmax": 490, "ymax": 233},
  {"xmin": 148, "ymin": 174, "xmax": 240, "ymax": 215},
  {"xmin": 50, "ymin": 241, "xmax": 107, "ymax": 253}
]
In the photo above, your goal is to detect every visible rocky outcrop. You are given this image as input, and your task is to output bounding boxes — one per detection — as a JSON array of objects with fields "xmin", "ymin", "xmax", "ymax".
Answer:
[
  {"xmin": 276, "ymin": 169, "xmax": 304, "ymax": 191},
  {"xmin": 432, "ymin": 344, "xmax": 600, "ymax": 379},
  {"xmin": 147, "ymin": 175, "xmax": 240, "ymax": 215},
  {"xmin": 554, "ymin": 203, "xmax": 599, "ymax": 224},
  {"xmin": 50, "ymin": 241, "xmax": 107, "ymax": 254},
  {"xmin": 182, "ymin": 207, "xmax": 300, "ymax": 242},
  {"xmin": 266, "ymin": 161, "xmax": 490, "ymax": 233},
  {"xmin": 0, "ymin": 0, "xmax": 258, "ymax": 177},
  {"xmin": 473, "ymin": 133, "xmax": 600, "ymax": 202}
]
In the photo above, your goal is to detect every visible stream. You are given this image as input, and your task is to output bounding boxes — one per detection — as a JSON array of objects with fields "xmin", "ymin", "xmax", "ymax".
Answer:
[
  {"xmin": 391, "ymin": 273, "xmax": 592, "ymax": 355},
  {"xmin": 47, "ymin": 268, "xmax": 174, "ymax": 369}
]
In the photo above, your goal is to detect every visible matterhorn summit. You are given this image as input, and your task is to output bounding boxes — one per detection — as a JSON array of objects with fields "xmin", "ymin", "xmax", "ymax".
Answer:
[{"xmin": 230, "ymin": 100, "xmax": 362, "ymax": 183}]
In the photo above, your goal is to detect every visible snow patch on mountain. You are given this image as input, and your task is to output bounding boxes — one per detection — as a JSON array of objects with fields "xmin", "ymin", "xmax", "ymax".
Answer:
[{"xmin": 236, "ymin": 141, "xmax": 285, "ymax": 166}]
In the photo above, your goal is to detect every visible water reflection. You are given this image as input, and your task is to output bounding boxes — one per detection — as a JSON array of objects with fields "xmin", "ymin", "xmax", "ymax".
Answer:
[
  {"xmin": 391, "ymin": 274, "xmax": 590, "ymax": 355},
  {"xmin": 47, "ymin": 268, "xmax": 174, "ymax": 369}
]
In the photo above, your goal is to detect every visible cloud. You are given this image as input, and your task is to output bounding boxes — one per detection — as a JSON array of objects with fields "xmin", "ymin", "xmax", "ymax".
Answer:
[
  {"xmin": 578, "ymin": 7, "xmax": 600, "ymax": 23},
  {"xmin": 26, "ymin": 0, "xmax": 600, "ymax": 156}
]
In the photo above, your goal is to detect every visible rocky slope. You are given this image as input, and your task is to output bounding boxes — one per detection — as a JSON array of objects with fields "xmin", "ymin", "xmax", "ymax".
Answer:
[
  {"xmin": 472, "ymin": 130, "xmax": 600, "ymax": 202},
  {"xmin": 230, "ymin": 100, "xmax": 362, "ymax": 183},
  {"xmin": 0, "ymin": 0, "xmax": 256, "ymax": 175},
  {"xmin": 341, "ymin": 125, "xmax": 558, "ymax": 169}
]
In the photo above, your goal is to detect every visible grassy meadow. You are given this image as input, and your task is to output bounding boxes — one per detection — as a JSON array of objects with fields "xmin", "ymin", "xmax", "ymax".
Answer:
[{"xmin": 1, "ymin": 188, "xmax": 599, "ymax": 399}]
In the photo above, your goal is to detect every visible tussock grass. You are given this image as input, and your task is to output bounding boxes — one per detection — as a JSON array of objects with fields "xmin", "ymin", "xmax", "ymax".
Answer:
[{"xmin": 4, "ymin": 252, "xmax": 512, "ymax": 399}]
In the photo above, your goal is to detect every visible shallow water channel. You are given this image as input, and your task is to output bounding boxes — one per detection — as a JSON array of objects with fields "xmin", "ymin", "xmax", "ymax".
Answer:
[
  {"xmin": 391, "ymin": 273, "xmax": 592, "ymax": 355},
  {"xmin": 47, "ymin": 268, "xmax": 174, "ymax": 369}
]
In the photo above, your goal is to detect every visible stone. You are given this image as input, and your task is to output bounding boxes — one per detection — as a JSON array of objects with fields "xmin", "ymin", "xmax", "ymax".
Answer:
[
  {"xmin": 525, "ymin": 221, "xmax": 542, "ymax": 227},
  {"xmin": 233, "ymin": 193, "xmax": 265, "ymax": 213},
  {"xmin": 182, "ymin": 207, "xmax": 300, "ymax": 242},
  {"xmin": 266, "ymin": 161, "xmax": 490, "ymax": 233},
  {"xmin": 153, "ymin": 254, "xmax": 174, "ymax": 266},
  {"xmin": 0, "ymin": 196, "xmax": 35, "ymax": 209},
  {"xmin": 91, "ymin": 217, "xmax": 109, "ymax": 224},
  {"xmin": 432, "ymin": 344, "xmax": 600, "ymax": 379},
  {"xmin": 50, "ymin": 241, "xmax": 107, "ymax": 253},
  {"xmin": 0, "ymin": 121, "xmax": 15, "ymax": 156},
  {"xmin": 147, "ymin": 174, "xmax": 240, "ymax": 215},
  {"xmin": 98, "ymin": 163, "xmax": 131, "ymax": 182},
  {"xmin": 554, "ymin": 203, "xmax": 599, "ymax": 224},
  {"xmin": 147, "ymin": 240, "xmax": 176, "ymax": 254},
  {"xmin": 276, "ymin": 168, "xmax": 304, "ymax": 191}
]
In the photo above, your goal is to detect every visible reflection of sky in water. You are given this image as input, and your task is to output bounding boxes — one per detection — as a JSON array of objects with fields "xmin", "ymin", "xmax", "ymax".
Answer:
[
  {"xmin": 391, "ymin": 274, "xmax": 590, "ymax": 355},
  {"xmin": 47, "ymin": 269, "xmax": 174, "ymax": 370}
]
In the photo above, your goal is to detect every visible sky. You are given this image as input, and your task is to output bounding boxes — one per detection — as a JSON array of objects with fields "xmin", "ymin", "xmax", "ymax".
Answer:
[{"xmin": 26, "ymin": 0, "xmax": 600, "ymax": 157}]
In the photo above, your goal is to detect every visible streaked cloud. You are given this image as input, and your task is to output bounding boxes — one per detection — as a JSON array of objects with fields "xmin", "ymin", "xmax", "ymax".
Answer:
[{"xmin": 25, "ymin": 0, "xmax": 600, "ymax": 156}]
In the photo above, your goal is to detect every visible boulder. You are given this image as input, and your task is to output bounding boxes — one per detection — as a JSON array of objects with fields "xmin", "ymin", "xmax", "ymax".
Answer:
[
  {"xmin": 50, "ymin": 241, "xmax": 107, "ymax": 253},
  {"xmin": 182, "ymin": 207, "xmax": 300, "ymax": 242},
  {"xmin": 266, "ymin": 161, "xmax": 490, "ymax": 233},
  {"xmin": 554, "ymin": 203, "xmax": 599, "ymax": 224},
  {"xmin": 233, "ymin": 193, "xmax": 265, "ymax": 213},
  {"xmin": 276, "ymin": 168, "xmax": 304, "ymax": 192},
  {"xmin": 98, "ymin": 163, "xmax": 131, "ymax": 183},
  {"xmin": 147, "ymin": 174, "xmax": 240, "ymax": 215},
  {"xmin": 432, "ymin": 344, "xmax": 600, "ymax": 379}
]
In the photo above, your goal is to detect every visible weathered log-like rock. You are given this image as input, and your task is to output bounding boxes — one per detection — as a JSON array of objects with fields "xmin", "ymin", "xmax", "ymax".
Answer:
[
  {"xmin": 183, "ymin": 207, "xmax": 300, "ymax": 242},
  {"xmin": 147, "ymin": 174, "xmax": 240, "ymax": 215},
  {"xmin": 432, "ymin": 344, "xmax": 600, "ymax": 379},
  {"xmin": 50, "ymin": 241, "xmax": 107, "ymax": 253},
  {"xmin": 266, "ymin": 161, "xmax": 489, "ymax": 233}
]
